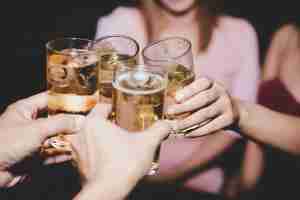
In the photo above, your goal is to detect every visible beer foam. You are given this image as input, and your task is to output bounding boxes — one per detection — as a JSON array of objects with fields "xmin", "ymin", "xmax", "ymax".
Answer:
[{"xmin": 48, "ymin": 92, "xmax": 98, "ymax": 113}]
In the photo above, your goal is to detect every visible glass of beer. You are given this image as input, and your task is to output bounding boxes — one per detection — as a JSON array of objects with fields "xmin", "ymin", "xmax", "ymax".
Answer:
[
  {"xmin": 93, "ymin": 35, "xmax": 139, "ymax": 104},
  {"xmin": 143, "ymin": 37, "xmax": 198, "ymax": 134},
  {"xmin": 112, "ymin": 65, "xmax": 168, "ymax": 175},
  {"xmin": 42, "ymin": 38, "xmax": 99, "ymax": 155}
]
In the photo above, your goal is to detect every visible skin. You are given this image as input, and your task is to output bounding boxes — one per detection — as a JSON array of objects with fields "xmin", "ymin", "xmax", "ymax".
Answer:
[
  {"xmin": 0, "ymin": 93, "xmax": 172, "ymax": 200},
  {"xmin": 173, "ymin": 77, "xmax": 300, "ymax": 155},
  {"xmin": 69, "ymin": 104, "xmax": 171, "ymax": 200},
  {"xmin": 0, "ymin": 92, "xmax": 84, "ymax": 188},
  {"xmin": 96, "ymin": 0, "xmax": 262, "ymax": 194},
  {"xmin": 263, "ymin": 24, "xmax": 300, "ymax": 101},
  {"xmin": 153, "ymin": 0, "xmax": 198, "ymax": 15},
  {"xmin": 237, "ymin": 100, "xmax": 300, "ymax": 155}
]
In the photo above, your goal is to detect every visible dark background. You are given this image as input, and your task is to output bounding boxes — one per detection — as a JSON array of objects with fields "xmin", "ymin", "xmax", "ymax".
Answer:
[
  {"xmin": 1, "ymin": 1, "xmax": 299, "ymax": 199},
  {"xmin": 1, "ymin": 0, "xmax": 298, "ymax": 112}
]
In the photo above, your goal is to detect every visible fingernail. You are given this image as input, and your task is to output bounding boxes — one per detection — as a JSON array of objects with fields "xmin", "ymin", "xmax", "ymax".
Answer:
[
  {"xmin": 175, "ymin": 91, "xmax": 185, "ymax": 102},
  {"xmin": 74, "ymin": 115, "xmax": 86, "ymax": 131}
]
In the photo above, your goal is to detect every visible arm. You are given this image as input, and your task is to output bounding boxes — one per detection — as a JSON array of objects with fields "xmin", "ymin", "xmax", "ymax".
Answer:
[
  {"xmin": 263, "ymin": 25, "xmax": 292, "ymax": 81},
  {"xmin": 177, "ymin": 21, "xmax": 262, "ymax": 186},
  {"xmin": 0, "ymin": 92, "xmax": 83, "ymax": 188},
  {"xmin": 237, "ymin": 100, "xmax": 300, "ymax": 155},
  {"xmin": 74, "ymin": 178, "xmax": 137, "ymax": 200},
  {"xmin": 177, "ymin": 130, "xmax": 239, "ymax": 176},
  {"xmin": 70, "ymin": 104, "xmax": 171, "ymax": 199},
  {"xmin": 229, "ymin": 20, "xmax": 264, "ymax": 192}
]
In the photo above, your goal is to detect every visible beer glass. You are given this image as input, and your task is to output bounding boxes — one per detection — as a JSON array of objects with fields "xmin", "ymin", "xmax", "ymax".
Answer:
[
  {"xmin": 42, "ymin": 38, "xmax": 99, "ymax": 155},
  {"xmin": 112, "ymin": 65, "xmax": 168, "ymax": 175},
  {"xmin": 93, "ymin": 35, "xmax": 139, "ymax": 104},
  {"xmin": 143, "ymin": 37, "xmax": 202, "ymax": 135}
]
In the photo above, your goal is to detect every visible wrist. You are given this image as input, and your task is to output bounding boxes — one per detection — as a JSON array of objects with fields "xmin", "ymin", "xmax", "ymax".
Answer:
[
  {"xmin": 234, "ymin": 99, "xmax": 249, "ymax": 131},
  {"xmin": 75, "ymin": 173, "xmax": 139, "ymax": 200}
]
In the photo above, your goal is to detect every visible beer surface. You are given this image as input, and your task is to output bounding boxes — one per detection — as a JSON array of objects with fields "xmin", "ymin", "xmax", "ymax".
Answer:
[
  {"xmin": 98, "ymin": 53, "xmax": 137, "ymax": 103},
  {"xmin": 113, "ymin": 70, "xmax": 166, "ymax": 132}
]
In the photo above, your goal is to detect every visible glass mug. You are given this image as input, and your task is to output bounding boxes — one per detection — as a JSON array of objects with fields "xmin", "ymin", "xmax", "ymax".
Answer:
[
  {"xmin": 93, "ymin": 35, "xmax": 139, "ymax": 104},
  {"xmin": 112, "ymin": 64, "xmax": 168, "ymax": 175},
  {"xmin": 41, "ymin": 38, "xmax": 99, "ymax": 155},
  {"xmin": 142, "ymin": 37, "xmax": 208, "ymax": 135}
]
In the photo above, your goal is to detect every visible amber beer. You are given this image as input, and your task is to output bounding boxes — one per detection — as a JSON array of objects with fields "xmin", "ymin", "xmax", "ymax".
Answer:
[
  {"xmin": 112, "ymin": 66, "xmax": 167, "ymax": 175},
  {"xmin": 142, "ymin": 37, "xmax": 201, "ymax": 134},
  {"xmin": 97, "ymin": 52, "xmax": 137, "ymax": 104},
  {"xmin": 165, "ymin": 63, "xmax": 195, "ymax": 119},
  {"xmin": 47, "ymin": 49, "xmax": 99, "ymax": 116},
  {"xmin": 44, "ymin": 38, "xmax": 99, "ymax": 154},
  {"xmin": 93, "ymin": 35, "xmax": 139, "ymax": 104}
]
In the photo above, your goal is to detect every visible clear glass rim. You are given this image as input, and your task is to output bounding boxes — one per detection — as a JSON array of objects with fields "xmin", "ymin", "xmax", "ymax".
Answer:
[
  {"xmin": 113, "ymin": 64, "xmax": 168, "ymax": 88},
  {"xmin": 46, "ymin": 37, "xmax": 95, "ymax": 55},
  {"xmin": 94, "ymin": 34, "xmax": 140, "ymax": 58},
  {"xmin": 115, "ymin": 64, "xmax": 168, "ymax": 75},
  {"xmin": 142, "ymin": 36, "xmax": 192, "ymax": 62}
]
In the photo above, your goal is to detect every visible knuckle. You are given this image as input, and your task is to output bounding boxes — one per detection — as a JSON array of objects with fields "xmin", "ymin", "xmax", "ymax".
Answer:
[
  {"xmin": 197, "ymin": 77, "xmax": 213, "ymax": 89},
  {"xmin": 202, "ymin": 107, "xmax": 214, "ymax": 119},
  {"xmin": 202, "ymin": 92, "xmax": 211, "ymax": 104},
  {"xmin": 214, "ymin": 81, "xmax": 228, "ymax": 94}
]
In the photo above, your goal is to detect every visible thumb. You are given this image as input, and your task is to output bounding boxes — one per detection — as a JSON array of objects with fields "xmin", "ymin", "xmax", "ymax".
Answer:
[
  {"xmin": 31, "ymin": 114, "xmax": 86, "ymax": 139},
  {"xmin": 143, "ymin": 120, "xmax": 172, "ymax": 145}
]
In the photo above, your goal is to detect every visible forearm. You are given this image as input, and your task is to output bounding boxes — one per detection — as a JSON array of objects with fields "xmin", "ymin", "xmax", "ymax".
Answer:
[
  {"xmin": 74, "ymin": 173, "xmax": 140, "ymax": 200},
  {"xmin": 237, "ymin": 99, "xmax": 300, "ymax": 154},
  {"xmin": 181, "ymin": 131, "xmax": 239, "ymax": 172},
  {"xmin": 239, "ymin": 141, "xmax": 265, "ymax": 190}
]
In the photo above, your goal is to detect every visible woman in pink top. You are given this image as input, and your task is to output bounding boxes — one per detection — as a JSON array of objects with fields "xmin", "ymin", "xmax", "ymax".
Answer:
[{"xmin": 95, "ymin": 0, "xmax": 262, "ymax": 196}]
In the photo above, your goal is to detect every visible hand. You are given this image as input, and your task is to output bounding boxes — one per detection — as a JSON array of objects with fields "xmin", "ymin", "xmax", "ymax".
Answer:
[
  {"xmin": 71, "ymin": 104, "xmax": 171, "ymax": 200},
  {"xmin": 166, "ymin": 77, "xmax": 238, "ymax": 137},
  {"xmin": 0, "ymin": 92, "xmax": 85, "ymax": 188}
]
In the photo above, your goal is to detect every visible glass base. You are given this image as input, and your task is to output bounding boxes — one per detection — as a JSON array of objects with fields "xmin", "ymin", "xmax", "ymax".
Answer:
[{"xmin": 147, "ymin": 162, "xmax": 159, "ymax": 176}]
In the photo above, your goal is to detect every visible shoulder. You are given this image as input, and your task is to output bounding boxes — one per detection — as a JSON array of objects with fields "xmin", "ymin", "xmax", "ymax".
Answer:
[
  {"xmin": 95, "ymin": 6, "xmax": 146, "ymax": 39},
  {"xmin": 218, "ymin": 16, "xmax": 258, "ymax": 39},
  {"xmin": 96, "ymin": 6, "xmax": 144, "ymax": 29},
  {"xmin": 104, "ymin": 6, "xmax": 143, "ymax": 20},
  {"xmin": 274, "ymin": 24, "xmax": 298, "ymax": 38},
  {"xmin": 272, "ymin": 24, "xmax": 299, "ymax": 46},
  {"xmin": 215, "ymin": 16, "xmax": 258, "ymax": 54}
]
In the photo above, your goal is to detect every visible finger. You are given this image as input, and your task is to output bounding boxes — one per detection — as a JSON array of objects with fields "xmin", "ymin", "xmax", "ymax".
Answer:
[
  {"xmin": 6, "ymin": 176, "xmax": 23, "ymax": 188},
  {"xmin": 178, "ymin": 102, "xmax": 222, "ymax": 130},
  {"xmin": 185, "ymin": 115, "xmax": 233, "ymax": 138},
  {"xmin": 43, "ymin": 154, "xmax": 73, "ymax": 165},
  {"xmin": 6, "ymin": 92, "xmax": 48, "ymax": 120},
  {"xmin": 167, "ymin": 84, "xmax": 220, "ymax": 115},
  {"xmin": 32, "ymin": 114, "xmax": 86, "ymax": 139},
  {"xmin": 88, "ymin": 103, "xmax": 112, "ymax": 119},
  {"xmin": 175, "ymin": 77, "xmax": 212, "ymax": 103},
  {"xmin": 143, "ymin": 120, "xmax": 172, "ymax": 144}
]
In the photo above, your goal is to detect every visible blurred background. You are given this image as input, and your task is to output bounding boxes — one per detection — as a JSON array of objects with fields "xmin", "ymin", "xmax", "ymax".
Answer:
[
  {"xmin": 1, "ymin": 1, "xmax": 299, "ymax": 199},
  {"xmin": 1, "ymin": 0, "xmax": 298, "ymax": 112}
]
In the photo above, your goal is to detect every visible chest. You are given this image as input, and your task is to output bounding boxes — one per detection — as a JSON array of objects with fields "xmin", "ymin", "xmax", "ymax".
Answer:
[
  {"xmin": 145, "ymin": 27, "xmax": 243, "ymax": 90},
  {"xmin": 193, "ymin": 37, "xmax": 242, "ymax": 90}
]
